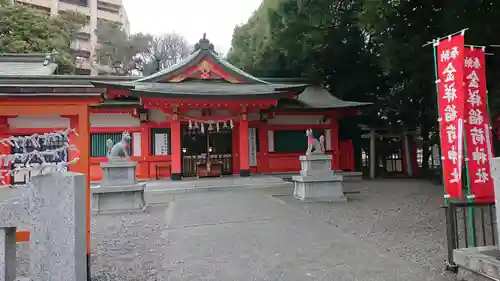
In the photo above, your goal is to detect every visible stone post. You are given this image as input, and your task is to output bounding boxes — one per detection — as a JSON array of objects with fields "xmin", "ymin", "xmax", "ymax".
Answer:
[
  {"xmin": 491, "ymin": 157, "xmax": 500, "ymax": 244},
  {"xmin": 0, "ymin": 198, "xmax": 28, "ymax": 281},
  {"xmin": 29, "ymin": 172, "xmax": 87, "ymax": 281},
  {"xmin": 0, "ymin": 228, "xmax": 16, "ymax": 281},
  {"xmin": 369, "ymin": 129, "xmax": 376, "ymax": 179}
]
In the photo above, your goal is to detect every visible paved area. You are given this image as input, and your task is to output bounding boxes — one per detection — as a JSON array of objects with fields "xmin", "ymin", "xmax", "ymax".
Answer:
[{"xmin": 90, "ymin": 179, "xmax": 454, "ymax": 281}]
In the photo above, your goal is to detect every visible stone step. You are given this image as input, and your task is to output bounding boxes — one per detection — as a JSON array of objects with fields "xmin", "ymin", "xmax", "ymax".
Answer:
[{"xmin": 144, "ymin": 177, "xmax": 293, "ymax": 204}]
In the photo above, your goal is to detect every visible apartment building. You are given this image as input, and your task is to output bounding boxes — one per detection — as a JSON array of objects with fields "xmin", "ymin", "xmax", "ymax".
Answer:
[{"xmin": 13, "ymin": 0, "xmax": 130, "ymax": 75}]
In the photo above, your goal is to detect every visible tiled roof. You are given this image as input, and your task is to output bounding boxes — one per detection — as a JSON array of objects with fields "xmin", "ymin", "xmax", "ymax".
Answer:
[
  {"xmin": 296, "ymin": 86, "xmax": 371, "ymax": 109},
  {"xmin": 0, "ymin": 53, "xmax": 58, "ymax": 75}
]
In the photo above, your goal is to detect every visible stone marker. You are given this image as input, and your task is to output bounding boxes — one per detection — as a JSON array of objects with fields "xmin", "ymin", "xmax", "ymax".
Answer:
[
  {"xmin": 29, "ymin": 172, "xmax": 87, "ymax": 281},
  {"xmin": 0, "ymin": 172, "xmax": 86, "ymax": 281}
]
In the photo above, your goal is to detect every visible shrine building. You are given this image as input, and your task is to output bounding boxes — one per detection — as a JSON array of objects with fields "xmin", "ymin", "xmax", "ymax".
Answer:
[{"xmin": 0, "ymin": 36, "xmax": 370, "ymax": 184}]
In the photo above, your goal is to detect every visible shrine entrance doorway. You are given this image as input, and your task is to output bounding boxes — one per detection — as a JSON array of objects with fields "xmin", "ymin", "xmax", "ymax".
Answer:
[{"xmin": 181, "ymin": 124, "xmax": 233, "ymax": 177}]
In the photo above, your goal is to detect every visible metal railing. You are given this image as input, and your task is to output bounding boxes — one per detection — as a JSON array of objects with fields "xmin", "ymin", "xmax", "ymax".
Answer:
[{"xmin": 444, "ymin": 200, "xmax": 496, "ymax": 272}]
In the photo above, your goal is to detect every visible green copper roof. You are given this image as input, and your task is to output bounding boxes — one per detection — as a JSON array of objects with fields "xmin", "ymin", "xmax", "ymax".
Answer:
[{"xmin": 129, "ymin": 81, "xmax": 306, "ymax": 100}]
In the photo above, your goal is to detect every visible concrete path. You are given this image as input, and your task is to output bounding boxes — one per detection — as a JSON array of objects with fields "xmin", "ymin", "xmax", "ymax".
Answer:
[{"xmin": 91, "ymin": 187, "xmax": 453, "ymax": 281}]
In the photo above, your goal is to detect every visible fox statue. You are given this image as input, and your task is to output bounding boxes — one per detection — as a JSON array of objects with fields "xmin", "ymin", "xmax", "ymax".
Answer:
[
  {"xmin": 306, "ymin": 129, "xmax": 325, "ymax": 155},
  {"xmin": 107, "ymin": 131, "xmax": 131, "ymax": 159}
]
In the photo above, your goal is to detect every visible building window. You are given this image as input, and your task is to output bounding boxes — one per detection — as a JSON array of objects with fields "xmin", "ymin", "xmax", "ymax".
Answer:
[
  {"xmin": 91, "ymin": 133, "xmax": 131, "ymax": 157},
  {"xmin": 151, "ymin": 128, "xmax": 171, "ymax": 155},
  {"xmin": 273, "ymin": 129, "xmax": 324, "ymax": 153}
]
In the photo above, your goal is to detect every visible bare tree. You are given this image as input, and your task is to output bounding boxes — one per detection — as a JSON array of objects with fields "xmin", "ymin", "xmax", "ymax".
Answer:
[{"xmin": 142, "ymin": 33, "xmax": 191, "ymax": 75}]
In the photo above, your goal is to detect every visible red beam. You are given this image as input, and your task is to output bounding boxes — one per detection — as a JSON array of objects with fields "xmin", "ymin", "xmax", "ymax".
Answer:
[
  {"xmin": 90, "ymin": 127, "xmax": 141, "ymax": 133},
  {"xmin": 90, "ymin": 108, "xmax": 135, "ymax": 114},
  {"xmin": 142, "ymin": 97, "xmax": 277, "ymax": 109}
]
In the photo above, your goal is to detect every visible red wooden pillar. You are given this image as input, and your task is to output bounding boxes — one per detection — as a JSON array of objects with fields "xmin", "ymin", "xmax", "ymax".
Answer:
[
  {"xmin": 72, "ymin": 106, "xmax": 91, "ymax": 267},
  {"xmin": 63, "ymin": 116, "xmax": 80, "ymax": 169},
  {"xmin": 170, "ymin": 114, "xmax": 182, "ymax": 180},
  {"xmin": 330, "ymin": 119, "xmax": 340, "ymax": 170},
  {"xmin": 139, "ymin": 123, "xmax": 151, "ymax": 178},
  {"xmin": 239, "ymin": 113, "xmax": 250, "ymax": 177},
  {"xmin": 0, "ymin": 117, "xmax": 11, "ymax": 186},
  {"xmin": 258, "ymin": 122, "xmax": 269, "ymax": 173}
]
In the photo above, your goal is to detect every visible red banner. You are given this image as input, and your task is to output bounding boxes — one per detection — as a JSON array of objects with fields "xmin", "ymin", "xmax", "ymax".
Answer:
[
  {"xmin": 436, "ymin": 34, "xmax": 465, "ymax": 199},
  {"xmin": 463, "ymin": 48, "xmax": 494, "ymax": 202}
]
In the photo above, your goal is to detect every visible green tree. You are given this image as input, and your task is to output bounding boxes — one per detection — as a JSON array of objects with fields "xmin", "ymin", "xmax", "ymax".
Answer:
[
  {"xmin": 95, "ymin": 19, "xmax": 152, "ymax": 75},
  {"xmin": 0, "ymin": 4, "xmax": 88, "ymax": 73},
  {"xmin": 358, "ymin": 0, "xmax": 500, "ymax": 170}
]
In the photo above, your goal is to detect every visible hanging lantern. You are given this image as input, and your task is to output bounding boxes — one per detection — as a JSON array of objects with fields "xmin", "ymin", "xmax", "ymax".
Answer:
[
  {"xmin": 208, "ymin": 124, "xmax": 213, "ymax": 131},
  {"xmin": 216, "ymin": 122, "xmax": 220, "ymax": 132},
  {"xmin": 188, "ymin": 120, "xmax": 193, "ymax": 130},
  {"xmin": 200, "ymin": 123, "xmax": 205, "ymax": 133},
  {"xmin": 230, "ymin": 120, "xmax": 234, "ymax": 129},
  {"xmin": 223, "ymin": 121, "xmax": 228, "ymax": 128}
]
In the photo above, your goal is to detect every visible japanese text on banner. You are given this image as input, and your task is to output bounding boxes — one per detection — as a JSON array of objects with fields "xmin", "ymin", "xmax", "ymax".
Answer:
[
  {"xmin": 464, "ymin": 48, "xmax": 494, "ymax": 202},
  {"xmin": 436, "ymin": 34, "xmax": 465, "ymax": 199}
]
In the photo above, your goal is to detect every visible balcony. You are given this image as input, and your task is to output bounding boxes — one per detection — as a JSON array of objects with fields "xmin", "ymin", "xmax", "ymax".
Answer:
[
  {"xmin": 71, "ymin": 39, "xmax": 93, "ymax": 53},
  {"xmin": 79, "ymin": 25, "xmax": 92, "ymax": 36},
  {"xmin": 97, "ymin": 9, "xmax": 122, "ymax": 23},
  {"xmin": 15, "ymin": 0, "xmax": 52, "ymax": 10},
  {"xmin": 97, "ymin": 0, "xmax": 122, "ymax": 10},
  {"xmin": 75, "ymin": 56, "xmax": 93, "ymax": 74},
  {"xmin": 59, "ymin": 1, "xmax": 91, "ymax": 16},
  {"xmin": 59, "ymin": 0, "xmax": 88, "ymax": 7}
]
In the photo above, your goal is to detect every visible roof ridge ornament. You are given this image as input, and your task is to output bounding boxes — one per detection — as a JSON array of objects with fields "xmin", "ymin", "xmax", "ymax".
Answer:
[{"xmin": 194, "ymin": 33, "xmax": 215, "ymax": 52}]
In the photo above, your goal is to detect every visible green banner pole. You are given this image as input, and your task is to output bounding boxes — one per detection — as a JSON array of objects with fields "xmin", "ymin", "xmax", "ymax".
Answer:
[
  {"xmin": 463, "ymin": 120, "xmax": 476, "ymax": 246},
  {"xmin": 431, "ymin": 40, "xmax": 448, "ymax": 206}
]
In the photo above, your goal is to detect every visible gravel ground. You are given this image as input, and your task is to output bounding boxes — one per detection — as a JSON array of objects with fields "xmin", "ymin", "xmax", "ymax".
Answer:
[
  {"xmin": 276, "ymin": 179, "xmax": 454, "ymax": 279},
  {"xmin": 91, "ymin": 205, "xmax": 170, "ymax": 281},
  {"xmin": 88, "ymin": 182, "xmax": 456, "ymax": 281}
]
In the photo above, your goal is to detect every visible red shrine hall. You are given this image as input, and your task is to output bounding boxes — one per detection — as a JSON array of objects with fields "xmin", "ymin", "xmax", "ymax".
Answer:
[
  {"xmin": 92, "ymin": 36, "xmax": 370, "ymax": 181},
  {"xmin": 0, "ymin": 36, "xmax": 370, "ymax": 183}
]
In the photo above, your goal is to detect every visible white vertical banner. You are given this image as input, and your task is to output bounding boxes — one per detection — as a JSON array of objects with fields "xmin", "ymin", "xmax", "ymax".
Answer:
[
  {"xmin": 268, "ymin": 130, "xmax": 274, "ymax": 152},
  {"xmin": 133, "ymin": 132, "xmax": 141, "ymax": 157},
  {"xmin": 325, "ymin": 129, "xmax": 332, "ymax": 150},
  {"xmin": 248, "ymin": 128, "xmax": 257, "ymax": 167},
  {"xmin": 154, "ymin": 133, "xmax": 169, "ymax": 155}
]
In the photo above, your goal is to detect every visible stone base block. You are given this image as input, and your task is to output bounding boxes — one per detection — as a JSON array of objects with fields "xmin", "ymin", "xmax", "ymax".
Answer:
[
  {"xmin": 454, "ymin": 246, "xmax": 500, "ymax": 281},
  {"xmin": 292, "ymin": 175, "xmax": 346, "ymax": 202},
  {"xmin": 100, "ymin": 160, "xmax": 138, "ymax": 187},
  {"xmin": 299, "ymin": 154, "xmax": 332, "ymax": 177},
  {"xmin": 92, "ymin": 183, "xmax": 147, "ymax": 214}
]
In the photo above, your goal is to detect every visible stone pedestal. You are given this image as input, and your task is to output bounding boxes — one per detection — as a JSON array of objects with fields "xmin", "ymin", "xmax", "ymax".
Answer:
[
  {"xmin": 492, "ymin": 157, "xmax": 500, "ymax": 244},
  {"xmin": 454, "ymin": 246, "xmax": 500, "ymax": 281},
  {"xmin": 292, "ymin": 154, "xmax": 346, "ymax": 202},
  {"xmin": 92, "ymin": 159, "xmax": 147, "ymax": 213}
]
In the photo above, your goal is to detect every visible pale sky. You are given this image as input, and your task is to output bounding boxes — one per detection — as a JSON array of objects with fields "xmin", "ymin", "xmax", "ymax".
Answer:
[{"xmin": 122, "ymin": 0, "xmax": 263, "ymax": 55}]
